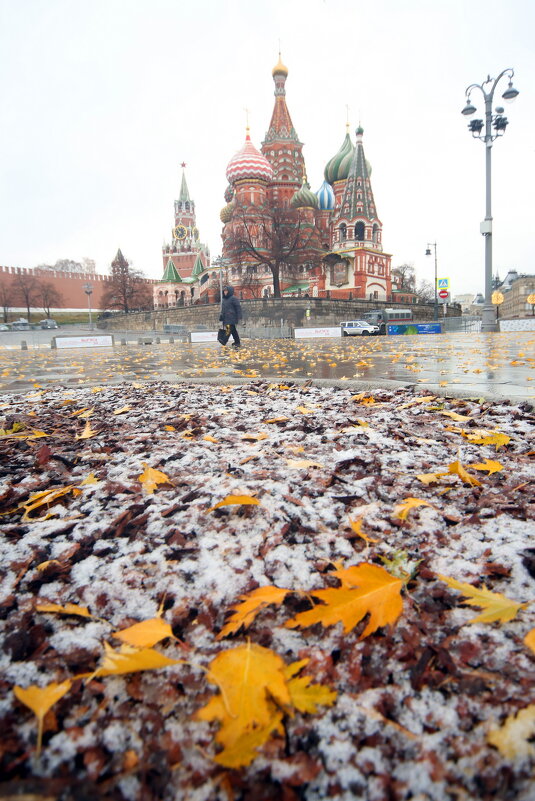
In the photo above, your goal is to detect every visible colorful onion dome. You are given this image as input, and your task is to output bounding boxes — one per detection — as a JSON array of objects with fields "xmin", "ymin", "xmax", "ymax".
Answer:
[
  {"xmin": 291, "ymin": 177, "xmax": 319, "ymax": 209},
  {"xmin": 324, "ymin": 130, "xmax": 355, "ymax": 184},
  {"xmin": 315, "ymin": 180, "xmax": 335, "ymax": 210},
  {"xmin": 220, "ymin": 200, "xmax": 235, "ymax": 223},
  {"xmin": 224, "ymin": 184, "xmax": 234, "ymax": 203},
  {"xmin": 272, "ymin": 53, "xmax": 288, "ymax": 77},
  {"xmin": 226, "ymin": 132, "xmax": 274, "ymax": 184}
]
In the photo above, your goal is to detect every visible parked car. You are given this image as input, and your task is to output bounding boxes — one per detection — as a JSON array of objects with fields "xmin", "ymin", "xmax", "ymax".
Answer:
[
  {"xmin": 340, "ymin": 320, "xmax": 380, "ymax": 336},
  {"xmin": 40, "ymin": 319, "xmax": 59, "ymax": 329},
  {"xmin": 0, "ymin": 324, "xmax": 9, "ymax": 331},
  {"xmin": 11, "ymin": 319, "xmax": 31, "ymax": 331},
  {"xmin": 163, "ymin": 324, "xmax": 188, "ymax": 337}
]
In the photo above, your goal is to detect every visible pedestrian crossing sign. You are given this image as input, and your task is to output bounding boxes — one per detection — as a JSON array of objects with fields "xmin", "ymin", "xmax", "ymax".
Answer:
[{"xmin": 437, "ymin": 278, "xmax": 449, "ymax": 289}]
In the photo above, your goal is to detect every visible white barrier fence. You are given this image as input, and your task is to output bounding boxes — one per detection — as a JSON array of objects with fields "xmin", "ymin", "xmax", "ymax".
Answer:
[
  {"xmin": 294, "ymin": 327, "xmax": 342, "ymax": 339},
  {"xmin": 54, "ymin": 335, "xmax": 114, "ymax": 349}
]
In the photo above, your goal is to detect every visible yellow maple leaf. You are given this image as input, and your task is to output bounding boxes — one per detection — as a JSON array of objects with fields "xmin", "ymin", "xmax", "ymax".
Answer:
[
  {"xmin": 138, "ymin": 463, "xmax": 171, "ymax": 494},
  {"xmin": 487, "ymin": 705, "xmax": 535, "ymax": 760},
  {"xmin": 218, "ymin": 586, "xmax": 290, "ymax": 639},
  {"xmin": 14, "ymin": 680, "xmax": 72, "ymax": 755},
  {"xmin": 438, "ymin": 575, "xmax": 529, "ymax": 623},
  {"xmin": 348, "ymin": 519, "xmax": 379, "ymax": 543},
  {"xmin": 467, "ymin": 459, "xmax": 503, "ymax": 475},
  {"xmin": 296, "ymin": 405, "xmax": 315, "ymax": 414},
  {"xmin": 241, "ymin": 432, "xmax": 268, "ymax": 441},
  {"xmin": 21, "ymin": 486, "xmax": 76, "ymax": 521},
  {"xmin": 524, "ymin": 628, "xmax": 535, "ymax": 654},
  {"xmin": 284, "ymin": 660, "xmax": 337, "ymax": 715},
  {"xmin": 393, "ymin": 497, "xmax": 432, "ymax": 520},
  {"xmin": 285, "ymin": 563, "xmax": 403, "ymax": 638},
  {"xmin": 75, "ymin": 420, "xmax": 98, "ymax": 440},
  {"xmin": 93, "ymin": 643, "xmax": 184, "ymax": 676},
  {"xmin": 203, "ymin": 434, "xmax": 219, "ymax": 442},
  {"xmin": 448, "ymin": 460, "xmax": 482, "ymax": 487},
  {"xmin": 207, "ymin": 495, "xmax": 260, "ymax": 512},
  {"xmin": 164, "ymin": 425, "xmax": 176, "ymax": 431},
  {"xmin": 286, "ymin": 459, "xmax": 324, "ymax": 469},
  {"xmin": 70, "ymin": 406, "xmax": 94, "ymax": 418},
  {"xmin": 36, "ymin": 601, "xmax": 93, "ymax": 618},
  {"xmin": 112, "ymin": 405, "xmax": 131, "ymax": 415},
  {"xmin": 113, "ymin": 618, "xmax": 174, "ymax": 648}
]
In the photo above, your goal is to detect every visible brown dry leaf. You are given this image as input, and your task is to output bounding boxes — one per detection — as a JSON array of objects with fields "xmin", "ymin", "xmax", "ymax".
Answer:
[
  {"xmin": 487, "ymin": 705, "xmax": 535, "ymax": 760},
  {"xmin": 393, "ymin": 497, "xmax": 432, "ymax": 520},
  {"xmin": 285, "ymin": 563, "xmax": 403, "ymax": 637},
  {"xmin": 138, "ymin": 463, "xmax": 172, "ymax": 494},
  {"xmin": 113, "ymin": 405, "xmax": 131, "ymax": 415},
  {"xmin": 207, "ymin": 495, "xmax": 260, "ymax": 512},
  {"xmin": 75, "ymin": 420, "xmax": 98, "ymax": 440},
  {"xmin": 438, "ymin": 575, "xmax": 529, "ymax": 623},
  {"xmin": 448, "ymin": 460, "xmax": 482, "ymax": 487},
  {"xmin": 36, "ymin": 601, "xmax": 93, "ymax": 618},
  {"xmin": 21, "ymin": 486, "xmax": 76, "ymax": 521},
  {"xmin": 467, "ymin": 458, "xmax": 504, "ymax": 475},
  {"xmin": 113, "ymin": 618, "xmax": 174, "ymax": 647},
  {"xmin": 93, "ymin": 643, "xmax": 184, "ymax": 677},
  {"xmin": 286, "ymin": 459, "xmax": 324, "ymax": 469},
  {"xmin": 524, "ymin": 628, "xmax": 535, "ymax": 654},
  {"xmin": 218, "ymin": 586, "xmax": 290, "ymax": 639},
  {"xmin": 348, "ymin": 518, "xmax": 379, "ymax": 543},
  {"xmin": 14, "ymin": 680, "xmax": 72, "ymax": 755}
]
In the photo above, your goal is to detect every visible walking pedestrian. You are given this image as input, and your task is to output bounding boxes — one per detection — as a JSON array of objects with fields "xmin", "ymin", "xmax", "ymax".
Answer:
[{"xmin": 219, "ymin": 285, "xmax": 242, "ymax": 348}]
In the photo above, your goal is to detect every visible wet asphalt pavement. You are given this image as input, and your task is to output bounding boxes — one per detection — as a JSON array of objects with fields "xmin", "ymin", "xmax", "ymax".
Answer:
[{"xmin": 0, "ymin": 331, "xmax": 534, "ymax": 401}]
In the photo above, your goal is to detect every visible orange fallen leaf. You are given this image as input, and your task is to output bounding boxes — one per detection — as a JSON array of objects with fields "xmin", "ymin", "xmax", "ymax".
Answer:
[
  {"xmin": 441, "ymin": 410, "xmax": 473, "ymax": 422},
  {"xmin": 79, "ymin": 472, "xmax": 99, "ymax": 486},
  {"xmin": 207, "ymin": 495, "xmax": 260, "ymax": 512},
  {"xmin": 75, "ymin": 420, "xmax": 98, "ymax": 440},
  {"xmin": 218, "ymin": 586, "xmax": 290, "ymax": 639},
  {"xmin": 524, "ymin": 628, "xmax": 535, "ymax": 655},
  {"xmin": 94, "ymin": 643, "xmax": 185, "ymax": 677},
  {"xmin": 438, "ymin": 575, "xmax": 529, "ymax": 623},
  {"xmin": 164, "ymin": 425, "xmax": 176, "ymax": 431},
  {"xmin": 21, "ymin": 486, "xmax": 76, "ymax": 521},
  {"xmin": 203, "ymin": 435, "xmax": 219, "ymax": 443},
  {"xmin": 263, "ymin": 417, "xmax": 289, "ymax": 424},
  {"xmin": 113, "ymin": 405, "xmax": 131, "ymax": 415},
  {"xmin": 14, "ymin": 680, "xmax": 72, "ymax": 755},
  {"xmin": 241, "ymin": 432, "xmax": 268, "ymax": 441},
  {"xmin": 467, "ymin": 459, "xmax": 503, "ymax": 475},
  {"xmin": 286, "ymin": 459, "xmax": 324, "ymax": 469},
  {"xmin": 448, "ymin": 460, "xmax": 482, "ymax": 487},
  {"xmin": 286, "ymin": 563, "xmax": 403, "ymax": 638},
  {"xmin": 349, "ymin": 519, "xmax": 379, "ymax": 543},
  {"xmin": 138, "ymin": 463, "xmax": 172, "ymax": 494},
  {"xmin": 393, "ymin": 497, "xmax": 432, "ymax": 520}
]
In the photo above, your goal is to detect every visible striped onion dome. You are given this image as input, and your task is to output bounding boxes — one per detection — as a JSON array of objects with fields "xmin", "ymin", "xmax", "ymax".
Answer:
[
  {"xmin": 226, "ymin": 133, "xmax": 274, "ymax": 185},
  {"xmin": 324, "ymin": 130, "xmax": 355, "ymax": 184},
  {"xmin": 224, "ymin": 183, "xmax": 234, "ymax": 203},
  {"xmin": 315, "ymin": 180, "xmax": 335, "ymax": 210},
  {"xmin": 291, "ymin": 177, "xmax": 319, "ymax": 209},
  {"xmin": 220, "ymin": 200, "xmax": 235, "ymax": 223}
]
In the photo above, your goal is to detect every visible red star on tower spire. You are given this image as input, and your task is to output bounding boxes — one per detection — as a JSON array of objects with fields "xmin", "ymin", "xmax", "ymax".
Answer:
[{"xmin": 181, "ymin": 162, "xmax": 187, "ymax": 168}]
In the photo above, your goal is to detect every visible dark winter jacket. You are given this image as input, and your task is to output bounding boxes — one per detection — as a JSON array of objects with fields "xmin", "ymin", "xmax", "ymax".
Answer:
[{"xmin": 219, "ymin": 286, "xmax": 243, "ymax": 326}]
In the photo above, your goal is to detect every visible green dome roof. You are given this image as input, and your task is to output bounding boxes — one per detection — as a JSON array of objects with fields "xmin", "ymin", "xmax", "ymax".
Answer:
[
  {"xmin": 324, "ymin": 131, "xmax": 354, "ymax": 184},
  {"xmin": 291, "ymin": 178, "xmax": 319, "ymax": 209}
]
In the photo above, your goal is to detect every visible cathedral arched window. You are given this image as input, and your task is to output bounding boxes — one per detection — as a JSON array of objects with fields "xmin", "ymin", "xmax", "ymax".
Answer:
[
  {"xmin": 355, "ymin": 222, "xmax": 365, "ymax": 241},
  {"xmin": 339, "ymin": 224, "xmax": 347, "ymax": 240},
  {"xmin": 373, "ymin": 223, "xmax": 379, "ymax": 243}
]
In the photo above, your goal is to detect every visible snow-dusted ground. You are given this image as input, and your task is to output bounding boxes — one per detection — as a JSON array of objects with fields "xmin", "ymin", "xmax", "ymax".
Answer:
[{"xmin": 1, "ymin": 381, "xmax": 534, "ymax": 800}]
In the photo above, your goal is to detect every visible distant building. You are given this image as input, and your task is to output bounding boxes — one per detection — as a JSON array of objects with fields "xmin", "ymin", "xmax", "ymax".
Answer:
[{"xmin": 498, "ymin": 273, "xmax": 535, "ymax": 319}]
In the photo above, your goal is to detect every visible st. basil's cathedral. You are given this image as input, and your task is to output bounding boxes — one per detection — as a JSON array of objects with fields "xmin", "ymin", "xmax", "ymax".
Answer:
[{"xmin": 154, "ymin": 56, "xmax": 392, "ymax": 308}]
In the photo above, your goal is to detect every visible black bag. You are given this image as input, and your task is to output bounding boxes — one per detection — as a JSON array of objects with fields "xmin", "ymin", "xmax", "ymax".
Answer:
[{"xmin": 217, "ymin": 325, "xmax": 231, "ymax": 345}]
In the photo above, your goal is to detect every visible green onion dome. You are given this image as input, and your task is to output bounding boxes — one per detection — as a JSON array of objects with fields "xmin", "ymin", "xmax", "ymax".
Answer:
[
  {"xmin": 224, "ymin": 184, "xmax": 234, "ymax": 203},
  {"xmin": 324, "ymin": 130, "xmax": 354, "ymax": 184},
  {"xmin": 291, "ymin": 177, "xmax": 319, "ymax": 209},
  {"xmin": 220, "ymin": 200, "xmax": 235, "ymax": 223}
]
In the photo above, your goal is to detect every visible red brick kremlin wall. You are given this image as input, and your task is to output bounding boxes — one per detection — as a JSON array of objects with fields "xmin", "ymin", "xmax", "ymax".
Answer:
[{"xmin": 0, "ymin": 265, "xmax": 153, "ymax": 312}]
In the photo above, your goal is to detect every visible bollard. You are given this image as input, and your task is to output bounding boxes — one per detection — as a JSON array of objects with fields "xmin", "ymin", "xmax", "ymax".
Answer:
[
  {"xmin": 21, "ymin": 340, "xmax": 28, "ymax": 350},
  {"xmin": 120, "ymin": 338, "xmax": 126, "ymax": 346},
  {"xmin": 138, "ymin": 338, "xmax": 143, "ymax": 345},
  {"xmin": 169, "ymin": 336, "xmax": 174, "ymax": 344},
  {"xmin": 155, "ymin": 337, "xmax": 160, "ymax": 344},
  {"xmin": 51, "ymin": 339, "xmax": 56, "ymax": 349}
]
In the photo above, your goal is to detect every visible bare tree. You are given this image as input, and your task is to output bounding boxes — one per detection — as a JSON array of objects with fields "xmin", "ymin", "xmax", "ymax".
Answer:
[
  {"xmin": 415, "ymin": 279, "xmax": 435, "ymax": 303},
  {"xmin": 0, "ymin": 274, "xmax": 15, "ymax": 323},
  {"xmin": 101, "ymin": 263, "xmax": 153, "ymax": 314},
  {"xmin": 13, "ymin": 272, "xmax": 39, "ymax": 321},
  {"xmin": 36, "ymin": 280, "xmax": 63, "ymax": 318},
  {"xmin": 392, "ymin": 263, "xmax": 416, "ymax": 292},
  {"xmin": 224, "ymin": 203, "xmax": 324, "ymax": 298}
]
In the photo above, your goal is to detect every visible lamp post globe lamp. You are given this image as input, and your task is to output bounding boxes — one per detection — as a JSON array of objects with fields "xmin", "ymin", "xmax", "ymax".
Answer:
[{"xmin": 461, "ymin": 69, "xmax": 519, "ymax": 333}]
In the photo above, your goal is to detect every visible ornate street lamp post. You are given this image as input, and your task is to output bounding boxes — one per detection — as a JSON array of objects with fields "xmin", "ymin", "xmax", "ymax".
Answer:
[
  {"xmin": 425, "ymin": 242, "xmax": 438, "ymax": 320},
  {"xmin": 83, "ymin": 283, "xmax": 93, "ymax": 330},
  {"xmin": 461, "ymin": 69, "xmax": 519, "ymax": 333}
]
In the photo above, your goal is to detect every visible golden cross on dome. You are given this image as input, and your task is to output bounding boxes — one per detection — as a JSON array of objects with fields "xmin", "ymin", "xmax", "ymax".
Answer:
[
  {"xmin": 244, "ymin": 106, "xmax": 250, "ymax": 132},
  {"xmin": 345, "ymin": 104, "xmax": 350, "ymax": 131}
]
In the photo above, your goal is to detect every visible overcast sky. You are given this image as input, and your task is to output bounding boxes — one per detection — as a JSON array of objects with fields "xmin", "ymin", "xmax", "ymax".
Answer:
[{"xmin": 1, "ymin": 0, "xmax": 533, "ymax": 295}]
